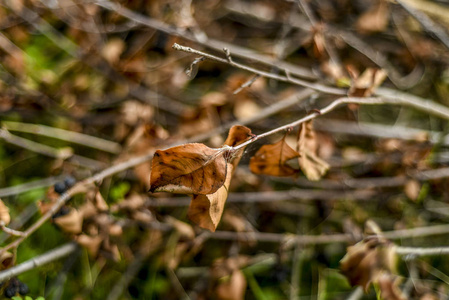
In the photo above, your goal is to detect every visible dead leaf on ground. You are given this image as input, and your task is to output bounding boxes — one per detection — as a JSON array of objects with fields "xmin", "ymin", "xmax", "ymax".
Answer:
[
  {"xmin": 0, "ymin": 251, "xmax": 14, "ymax": 270},
  {"xmin": 77, "ymin": 234, "xmax": 103, "ymax": 257},
  {"xmin": 348, "ymin": 68, "xmax": 388, "ymax": 97},
  {"xmin": 53, "ymin": 208, "xmax": 84, "ymax": 234},
  {"xmin": 377, "ymin": 273, "xmax": 406, "ymax": 300},
  {"xmin": 297, "ymin": 120, "xmax": 330, "ymax": 181},
  {"xmin": 149, "ymin": 143, "xmax": 228, "ymax": 195},
  {"xmin": 356, "ymin": 0, "xmax": 390, "ymax": 34},
  {"xmin": 249, "ymin": 135, "xmax": 300, "ymax": 176},
  {"xmin": 340, "ymin": 236, "xmax": 397, "ymax": 292},
  {"xmin": 215, "ymin": 269, "xmax": 247, "ymax": 300},
  {"xmin": 0, "ymin": 199, "xmax": 11, "ymax": 225}
]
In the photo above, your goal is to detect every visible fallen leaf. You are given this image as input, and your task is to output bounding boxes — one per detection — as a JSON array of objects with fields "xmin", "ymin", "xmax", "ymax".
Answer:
[
  {"xmin": 348, "ymin": 68, "xmax": 388, "ymax": 97},
  {"xmin": 165, "ymin": 216, "xmax": 195, "ymax": 240},
  {"xmin": 53, "ymin": 208, "xmax": 84, "ymax": 234},
  {"xmin": 340, "ymin": 236, "xmax": 397, "ymax": 292},
  {"xmin": 216, "ymin": 270, "xmax": 247, "ymax": 300},
  {"xmin": 377, "ymin": 273, "xmax": 406, "ymax": 300},
  {"xmin": 77, "ymin": 234, "xmax": 103, "ymax": 257},
  {"xmin": 356, "ymin": 0, "xmax": 390, "ymax": 34},
  {"xmin": 250, "ymin": 136, "xmax": 300, "ymax": 176},
  {"xmin": 149, "ymin": 143, "xmax": 228, "ymax": 195},
  {"xmin": 0, "ymin": 251, "xmax": 14, "ymax": 270},
  {"xmin": 297, "ymin": 121, "xmax": 330, "ymax": 180},
  {"xmin": 0, "ymin": 199, "xmax": 11, "ymax": 225},
  {"xmin": 188, "ymin": 163, "xmax": 234, "ymax": 232}
]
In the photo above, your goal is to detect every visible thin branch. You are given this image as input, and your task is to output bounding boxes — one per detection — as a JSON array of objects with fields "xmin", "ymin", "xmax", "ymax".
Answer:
[
  {"xmin": 396, "ymin": 246, "xmax": 449, "ymax": 257},
  {"xmin": 4, "ymin": 0, "xmax": 187, "ymax": 116},
  {"xmin": 0, "ymin": 128, "xmax": 106, "ymax": 170},
  {"xmin": 0, "ymin": 242, "xmax": 79, "ymax": 282},
  {"xmin": 172, "ymin": 43, "xmax": 346, "ymax": 95},
  {"xmin": 0, "ymin": 222, "xmax": 25, "ymax": 237},
  {"xmin": 0, "ymin": 175, "xmax": 65, "ymax": 198},
  {"xmin": 231, "ymin": 95, "xmax": 449, "ymax": 152},
  {"xmin": 2, "ymin": 121, "xmax": 122, "ymax": 154},
  {"xmin": 147, "ymin": 189, "xmax": 376, "ymax": 207},
  {"xmin": 396, "ymin": 0, "xmax": 449, "ymax": 50},
  {"xmin": 233, "ymin": 74, "xmax": 261, "ymax": 95},
  {"xmin": 94, "ymin": 0, "xmax": 317, "ymax": 80}
]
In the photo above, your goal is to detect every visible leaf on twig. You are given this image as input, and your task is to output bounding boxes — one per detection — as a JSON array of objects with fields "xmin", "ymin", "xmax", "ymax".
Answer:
[
  {"xmin": 0, "ymin": 199, "xmax": 11, "ymax": 226},
  {"xmin": 249, "ymin": 136, "xmax": 300, "ymax": 176},
  {"xmin": 188, "ymin": 163, "xmax": 234, "ymax": 232},
  {"xmin": 297, "ymin": 120, "xmax": 330, "ymax": 180},
  {"xmin": 77, "ymin": 234, "xmax": 103, "ymax": 257},
  {"xmin": 149, "ymin": 143, "xmax": 228, "ymax": 195},
  {"xmin": 340, "ymin": 236, "xmax": 397, "ymax": 292},
  {"xmin": 187, "ymin": 125, "xmax": 253, "ymax": 231},
  {"xmin": 356, "ymin": 0, "xmax": 390, "ymax": 34}
]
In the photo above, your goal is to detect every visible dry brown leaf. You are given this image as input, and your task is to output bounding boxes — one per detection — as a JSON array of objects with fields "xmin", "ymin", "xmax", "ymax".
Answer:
[
  {"xmin": 377, "ymin": 273, "xmax": 406, "ymax": 300},
  {"xmin": 77, "ymin": 234, "xmax": 103, "ymax": 257},
  {"xmin": 149, "ymin": 143, "xmax": 228, "ymax": 195},
  {"xmin": 404, "ymin": 179, "xmax": 421, "ymax": 201},
  {"xmin": 349, "ymin": 68, "xmax": 388, "ymax": 97},
  {"xmin": 165, "ymin": 216, "xmax": 195, "ymax": 240},
  {"xmin": 0, "ymin": 199, "xmax": 11, "ymax": 225},
  {"xmin": 250, "ymin": 136, "xmax": 300, "ymax": 176},
  {"xmin": 53, "ymin": 209, "xmax": 83, "ymax": 234},
  {"xmin": 188, "ymin": 163, "xmax": 234, "ymax": 232},
  {"xmin": 215, "ymin": 270, "xmax": 247, "ymax": 300},
  {"xmin": 297, "ymin": 121, "xmax": 330, "ymax": 181},
  {"xmin": 340, "ymin": 236, "xmax": 397, "ymax": 292},
  {"xmin": 0, "ymin": 251, "xmax": 14, "ymax": 270},
  {"xmin": 101, "ymin": 38, "xmax": 125, "ymax": 64},
  {"xmin": 356, "ymin": 0, "xmax": 390, "ymax": 34},
  {"xmin": 95, "ymin": 192, "xmax": 109, "ymax": 211},
  {"xmin": 186, "ymin": 126, "xmax": 253, "ymax": 231}
]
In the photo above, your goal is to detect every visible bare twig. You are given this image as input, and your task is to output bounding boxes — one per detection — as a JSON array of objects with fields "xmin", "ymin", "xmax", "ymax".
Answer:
[
  {"xmin": 2, "ymin": 121, "xmax": 122, "ymax": 154},
  {"xmin": 173, "ymin": 43, "xmax": 346, "ymax": 95},
  {"xmin": 0, "ymin": 242, "xmax": 79, "ymax": 282},
  {"xmin": 4, "ymin": 0, "xmax": 187, "ymax": 116},
  {"xmin": 94, "ymin": 0, "xmax": 316, "ymax": 80},
  {"xmin": 396, "ymin": 246, "xmax": 449, "ymax": 257},
  {"xmin": 396, "ymin": 0, "xmax": 449, "ymax": 50},
  {"xmin": 0, "ymin": 128, "xmax": 106, "ymax": 170},
  {"xmin": 0, "ymin": 222, "xmax": 25, "ymax": 237},
  {"xmin": 233, "ymin": 74, "xmax": 261, "ymax": 95},
  {"xmin": 0, "ymin": 175, "xmax": 65, "ymax": 198}
]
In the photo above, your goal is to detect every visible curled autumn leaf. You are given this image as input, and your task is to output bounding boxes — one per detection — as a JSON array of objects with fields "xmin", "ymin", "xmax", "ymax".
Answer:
[
  {"xmin": 188, "ymin": 163, "xmax": 234, "ymax": 232},
  {"xmin": 249, "ymin": 135, "xmax": 300, "ymax": 177},
  {"xmin": 149, "ymin": 143, "xmax": 228, "ymax": 195},
  {"xmin": 188, "ymin": 125, "xmax": 253, "ymax": 231},
  {"xmin": 297, "ymin": 120, "xmax": 329, "ymax": 181},
  {"xmin": 340, "ymin": 236, "xmax": 397, "ymax": 292}
]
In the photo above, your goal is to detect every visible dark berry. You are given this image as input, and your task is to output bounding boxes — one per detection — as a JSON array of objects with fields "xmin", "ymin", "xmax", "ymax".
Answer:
[
  {"xmin": 18, "ymin": 281, "xmax": 29, "ymax": 295},
  {"xmin": 52, "ymin": 206, "xmax": 71, "ymax": 219},
  {"xmin": 64, "ymin": 176, "xmax": 76, "ymax": 188},
  {"xmin": 54, "ymin": 181, "xmax": 67, "ymax": 194},
  {"xmin": 4, "ymin": 285, "xmax": 16, "ymax": 298}
]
